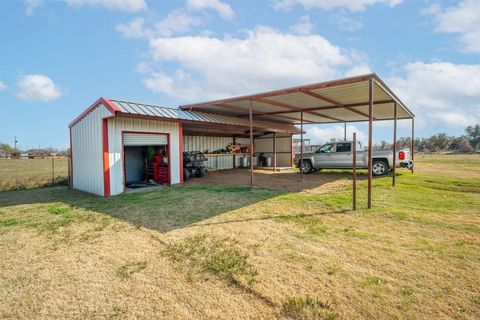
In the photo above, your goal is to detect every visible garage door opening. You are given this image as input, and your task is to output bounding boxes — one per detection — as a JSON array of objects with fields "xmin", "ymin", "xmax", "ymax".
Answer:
[{"xmin": 123, "ymin": 132, "xmax": 170, "ymax": 191}]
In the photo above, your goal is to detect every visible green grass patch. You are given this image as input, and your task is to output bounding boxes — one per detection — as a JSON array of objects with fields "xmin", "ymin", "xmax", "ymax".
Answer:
[
  {"xmin": 282, "ymin": 295, "xmax": 338, "ymax": 320},
  {"xmin": 47, "ymin": 206, "xmax": 72, "ymax": 215},
  {"xmin": 117, "ymin": 261, "xmax": 147, "ymax": 279},
  {"xmin": 401, "ymin": 287, "xmax": 415, "ymax": 297},
  {"xmin": 326, "ymin": 266, "xmax": 340, "ymax": 276},
  {"xmin": 0, "ymin": 219, "xmax": 22, "ymax": 227},
  {"xmin": 276, "ymin": 214, "xmax": 328, "ymax": 236},
  {"xmin": 342, "ymin": 226, "xmax": 370, "ymax": 239},
  {"xmin": 162, "ymin": 234, "xmax": 258, "ymax": 286},
  {"xmin": 364, "ymin": 276, "xmax": 387, "ymax": 287}
]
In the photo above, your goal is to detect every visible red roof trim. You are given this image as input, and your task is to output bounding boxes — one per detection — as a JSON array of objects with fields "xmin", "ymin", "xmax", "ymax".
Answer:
[{"xmin": 68, "ymin": 97, "xmax": 119, "ymax": 128}]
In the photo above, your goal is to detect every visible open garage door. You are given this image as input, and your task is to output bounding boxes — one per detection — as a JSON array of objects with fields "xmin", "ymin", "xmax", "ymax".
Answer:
[
  {"xmin": 124, "ymin": 133, "xmax": 168, "ymax": 146},
  {"xmin": 123, "ymin": 132, "xmax": 170, "ymax": 188}
]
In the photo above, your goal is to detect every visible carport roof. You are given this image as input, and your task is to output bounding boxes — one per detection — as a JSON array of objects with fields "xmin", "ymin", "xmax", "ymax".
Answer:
[{"xmin": 179, "ymin": 74, "xmax": 414, "ymax": 125}]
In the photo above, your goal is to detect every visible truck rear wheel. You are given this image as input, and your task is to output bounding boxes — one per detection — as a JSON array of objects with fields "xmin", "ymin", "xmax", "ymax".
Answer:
[{"xmin": 372, "ymin": 160, "xmax": 389, "ymax": 176}]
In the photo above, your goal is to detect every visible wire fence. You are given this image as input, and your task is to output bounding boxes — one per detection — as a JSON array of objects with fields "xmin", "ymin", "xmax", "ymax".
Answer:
[
  {"xmin": 0, "ymin": 152, "xmax": 477, "ymax": 193},
  {"xmin": 0, "ymin": 157, "xmax": 70, "ymax": 192}
]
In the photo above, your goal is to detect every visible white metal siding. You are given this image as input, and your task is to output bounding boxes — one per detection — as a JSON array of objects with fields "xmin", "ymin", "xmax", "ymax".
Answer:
[
  {"xmin": 124, "ymin": 133, "xmax": 168, "ymax": 146},
  {"xmin": 108, "ymin": 117, "xmax": 181, "ymax": 196},
  {"xmin": 184, "ymin": 135, "xmax": 235, "ymax": 170},
  {"xmin": 254, "ymin": 134, "xmax": 292, "ymax": 167},
  {"xmin": 71, "ymin": 104, "xmax": 111, "ymax": 196},
  {"xmin": 234, "ymin": 138, "xmax": 251, "ymax": 167},
  {"xmin": 182, "ymin": 135, "xmax": 292, "ymax": 169}
]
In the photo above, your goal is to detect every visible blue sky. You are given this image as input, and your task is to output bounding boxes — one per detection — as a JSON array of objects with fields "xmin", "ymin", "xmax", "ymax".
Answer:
[{"xmin": 0, "ymin": 0, "xmax": 479, "ymax": 150}]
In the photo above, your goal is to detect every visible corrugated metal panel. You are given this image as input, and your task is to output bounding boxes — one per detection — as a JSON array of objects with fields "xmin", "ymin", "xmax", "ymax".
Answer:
[
  {"xmin": 124, "ymin": 133, "xmax": 168, "ymax": 146},
  {"xmin": 108, "ymin": 117, "xmax": 181, "ymax": 196},
  {"xmin": 176, "ymin": 75, "xmax": 414, "ymax": 124},
  {"xmin": 71, "ymin": 103, "xmax": 111, "ymax": 196},
  {"xmin": 254, "ymin": 134, "xmax": 292, "ymax": 167},
  {"xmin": 184, "ymin": 135, "xmax": 235, "ymax": 170},
  {"xmin": 109, "ymin": 99, "xmax": 299, "ymax": 133}
]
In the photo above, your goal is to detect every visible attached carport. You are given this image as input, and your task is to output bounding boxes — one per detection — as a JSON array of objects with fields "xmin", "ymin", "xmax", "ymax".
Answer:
[{"xmin": 180, "ymin": 73, "xmax": 415, "ymax": 209}]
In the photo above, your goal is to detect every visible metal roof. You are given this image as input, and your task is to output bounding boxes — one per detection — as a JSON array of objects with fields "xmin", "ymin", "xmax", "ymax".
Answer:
[
  {"xmin": 179, "ymin": 74, "xmax": 414, "ymax": 124},
  {"xmin": 109, "ymin": 99, "xmax": 300, "ymax": 134}
]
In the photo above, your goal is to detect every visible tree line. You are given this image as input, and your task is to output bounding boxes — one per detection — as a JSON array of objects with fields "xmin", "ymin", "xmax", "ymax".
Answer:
[
  {"xmin": 378, "ymin": 124, "xmax": 480, "ymax": 153},
  {"xmin": 0, "ymin": 143, "xmax": 68, "ymax": 157}
]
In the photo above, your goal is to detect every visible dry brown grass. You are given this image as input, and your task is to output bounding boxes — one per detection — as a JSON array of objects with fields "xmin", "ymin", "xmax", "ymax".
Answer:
[
  {"xmin": 0, "ymin": 158, "xmax": 68, "ymax": 191},
  {"xmin": 186, "ymin": 168, "xmax": 357, "ymax": 194},
  {"xmin": 0, "ymin": 156, "xmax": 479, "ymax": 319},
  {"xmin": 415, "ymin": 154, "xmax": 480, "ymax": 179}
]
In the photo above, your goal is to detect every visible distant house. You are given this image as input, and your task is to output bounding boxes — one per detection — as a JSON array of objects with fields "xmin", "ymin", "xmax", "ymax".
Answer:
[{"xmin": 0, "ymin": 150, "xmax": 7, "ymax": 158}]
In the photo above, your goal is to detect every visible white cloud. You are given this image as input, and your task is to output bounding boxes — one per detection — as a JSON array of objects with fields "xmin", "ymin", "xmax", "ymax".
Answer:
[
  {"xmin": 329, "ymin": 9, "xmax": 363, "ymax": 31},
  {"xmin": 16, "ymin": 74, "xmax": 62, "ymax": 102},
  {"xmin": 0, "ymin": 81, "xmax": 7, "ymax": 91},
  {"xmin": 425, "ymin": 0, "xmax": 480, "ymax": 53},
  {"xmin": 186, "ymin": 0, "xmax": 235, "ymax": 19},
  {"xmin": 388, "ymin": 61, "xmax": 480, "ymax": 129},
  {"xmin": 116, "ymin": 11, "xmax": 202, "ymax": 39},
  {"xmin": 272, "ymin": 0, "xmax": 402, "ymax": 12},
  {"xmin": 156, "ymin": 9, "xmax": 203, "ymax": 37},
  {"xmin": 307, "ymin": 125, "xmax": 368, "ymax": 146},
  {"xmin": 344, "ymin": 64, "xmax": 371, "ymax": 77},
  {"xmin": 115, "ymin": 17, "xmax": 152, "ymax": 39},
  {"xmin": 143, "ymin": 26, "xmax": 357, "ymax": 101},
  {"xmin": 136, "ymin": 61, "xmax": 152, "ymax": 74},
  {"xmin": 24, "ymin": 0, "xmax": 44, "ymax": 15},
  {"xmin": 66, "ymin": 0, "xmax": 147, "ymax": 12},
  {"xmin": 289, "ymin": 15, "xmax": 315, "ymax": 35}
]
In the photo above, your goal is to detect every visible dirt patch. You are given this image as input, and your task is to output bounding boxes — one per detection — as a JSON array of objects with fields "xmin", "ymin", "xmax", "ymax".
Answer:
[{"xmin": 185, "ymin": 169, "xmax": 360, "ymax": 194}]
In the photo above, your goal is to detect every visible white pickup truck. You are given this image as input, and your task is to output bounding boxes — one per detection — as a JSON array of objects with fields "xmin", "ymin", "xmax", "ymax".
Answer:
[{"xmin": 296, "ymin": 141, "xmax": 413, "ymax": 176}]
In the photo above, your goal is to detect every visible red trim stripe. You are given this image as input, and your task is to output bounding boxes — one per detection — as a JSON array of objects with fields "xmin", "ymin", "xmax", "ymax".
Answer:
[
  {"xmin": 102, "ymin": 119, "xmax": 111, "ymax": 197},
  {"xmin": 69, "ymin": 97, "xmax": 119, "ymax": 128}
]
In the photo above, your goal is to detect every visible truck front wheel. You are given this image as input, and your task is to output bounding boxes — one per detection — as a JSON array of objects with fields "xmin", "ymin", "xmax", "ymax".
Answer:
[
  {"xmin": 299, "ymin": 160, "xmax": 313, "ymax": 174},
  {"xmin": 372, "ymin": 160, "xmax": 389, "ymax": 176}
]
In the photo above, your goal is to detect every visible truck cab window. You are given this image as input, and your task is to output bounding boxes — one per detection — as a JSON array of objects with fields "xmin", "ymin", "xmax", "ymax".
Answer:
[
  {"xmin": 336, "ymin": 143, "xmax": 351, "ymax": 152},
  {"xmin": 317, "ymin": 143, "xmax": 334, "ymax": 153}
]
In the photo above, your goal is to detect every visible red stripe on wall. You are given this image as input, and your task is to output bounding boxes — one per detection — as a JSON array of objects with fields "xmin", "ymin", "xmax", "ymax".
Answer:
[{"xmin": 102, "ymin": 119, "xmax": 111, "ymax": 197}]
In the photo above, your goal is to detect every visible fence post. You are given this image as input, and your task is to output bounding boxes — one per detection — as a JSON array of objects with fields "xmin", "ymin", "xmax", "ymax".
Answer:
[
  {"xmin": 67, "ymin": 154, "xmax": 71, "ymax": 188},
  {"xmin": 52, "ymin": 158, "xmax": 54, "ymax": 184},
  {"xmin": 352, "ymin": 132, "xmax": 357, "ymax": 211}
]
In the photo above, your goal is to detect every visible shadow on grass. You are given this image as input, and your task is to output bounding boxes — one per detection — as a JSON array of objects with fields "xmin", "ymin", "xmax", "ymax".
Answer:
[{"xmin": 0, "ymin": 169, "xmax": 374, "ymax": 233}]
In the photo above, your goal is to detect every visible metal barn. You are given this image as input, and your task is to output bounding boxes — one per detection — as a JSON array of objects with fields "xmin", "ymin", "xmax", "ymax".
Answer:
[
  {"xmin": 69, "ymin": 73, "xmax": 414, "ymax": 209},
  {"xmin": 69, "ymin": 98, "xmax": 298, "ymax": 197}
]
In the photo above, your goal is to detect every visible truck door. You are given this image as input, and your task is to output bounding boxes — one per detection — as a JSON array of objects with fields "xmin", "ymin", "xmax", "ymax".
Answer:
[
  {"xmin": 334, "ymin": 142, "xmax": 352, "ymax": 167},
  {"xmin": 314, "ymin": 143, "xmax": 336, "ymax": 167}
]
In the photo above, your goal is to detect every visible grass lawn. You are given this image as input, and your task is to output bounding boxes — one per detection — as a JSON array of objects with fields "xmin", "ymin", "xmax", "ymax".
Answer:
[
  {"xmin": 0, "ymin": 158, "xmax": 68, "ymax": 191},
  {"xmin": 0, "ymin": 155, "xmax": 479, "ymax": 319}
]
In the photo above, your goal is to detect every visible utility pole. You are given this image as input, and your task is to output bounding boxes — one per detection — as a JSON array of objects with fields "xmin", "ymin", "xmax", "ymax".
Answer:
[{"xmin": 14, "ymin": 136, "xmax": 18, "ymax": 158}]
